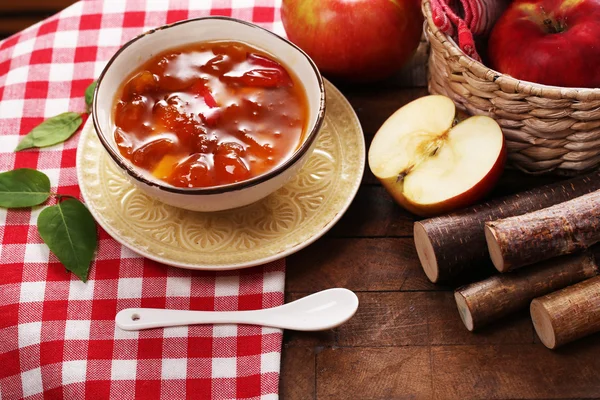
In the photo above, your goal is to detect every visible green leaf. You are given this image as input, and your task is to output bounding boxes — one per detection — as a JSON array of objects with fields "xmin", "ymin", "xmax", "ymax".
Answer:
[
  {"xmin": 15, "ymin": 134, "xmax": 35, "ymax": 151},
  {"xmin": 0, "ymin": 168, "xmax": 51, "ymax": 208},
  {"xmin": 85, "ymin": 81, "xmax": 97, "ymax": 113},
  {"xmin": 15, "ymin": 112, "xmax": 83, "ymax": 151},
  {"xmin": 37, "ymin": 198, "xmax": 97, "ymax": 282}
]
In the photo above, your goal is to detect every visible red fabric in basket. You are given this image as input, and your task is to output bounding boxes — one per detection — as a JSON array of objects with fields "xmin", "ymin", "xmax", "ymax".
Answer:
[
  {"xmin": 430, "ymin": 0, "xmax": 509, "ymax": 61},
  {"xmin": 0, "ymin": 1, "xmax": 287, "ymax": 399}
]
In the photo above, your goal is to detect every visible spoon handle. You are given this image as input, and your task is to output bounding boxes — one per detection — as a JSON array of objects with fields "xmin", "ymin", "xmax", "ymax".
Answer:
[{"xmin": 116, "ymin": 308, "xmax": 271, "ymax": 331}]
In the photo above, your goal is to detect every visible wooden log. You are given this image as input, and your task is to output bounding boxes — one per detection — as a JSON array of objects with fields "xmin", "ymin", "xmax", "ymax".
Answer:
[
  {"xmin": 413, "ymin": 171, "xmax": 600, "ymax": 283},
  {"xmin": 531, "ymin": 275, "xmax": 600, "ymax": 349},
  {"xmin": 455, "ymin": 247, "xmax": 600, "ymax": 331},
  {"xmin": 431, "ymin": 292, "xmax": 533, "ymax": 344},
  {"xmin": 485, "ymin": 190, "xmax": 600, "ymax": 272}
]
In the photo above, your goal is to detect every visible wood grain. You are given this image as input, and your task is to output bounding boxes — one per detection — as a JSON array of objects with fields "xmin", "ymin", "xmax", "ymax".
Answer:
[
  {"xmin": 327, "ymin": 186, "xmax": 415, "ymax": 238},
  {"xmin": 431, "ymin": 341, "xmax": 600, "ymax": 399},
  {"xmin": 284, "ymin": 290, "xmax": 534, "ymax": 350},
  {"xmin": 336, "ymin": 292, "xmax": 429, "ymax": 347},
  {"xmin": 488, "ymin": 169, "xmax": 565, "ymax": 198},
  {"xmin": 280, "ymin": 346, "xmax": 316, "ymax": 400},
  {"xmin": 316, "ymin": 347, "xmax": 432, "ymax": 399},
  {"xmin": 342, "ymin": 87, "xmax": 429, "ymax": 138},
  {"xmin": 0, "ymin": 16, "xmax": 42, "ymax": 37},
  {"xmin": 388, "ymin": 40, "xmax": 430, "ymax": 89},
  {"xmin": 287, "ymin": 238, "xmax": 442, "ymax": 292},
  {"xmin": 0, "ymin": 0, "xmax": 75, "ymax": 12},
  {"xmin": 0, "ymin": 0, "xmax": 77, "ymax": 39}
]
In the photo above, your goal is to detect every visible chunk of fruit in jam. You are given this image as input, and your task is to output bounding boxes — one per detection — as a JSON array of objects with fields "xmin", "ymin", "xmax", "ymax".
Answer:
[
  {"xmin": 190, "ymin": 81, "xmax": 218, "ymax": 108},
  {"xmin": 125, "ymin": 71, "xmax": 158, "ymax": 96},
  {"xmin": 153, "ymin": 100, "xmax": 206, "ymax": 145},
  {"xmin": 200, "ymin": 54, "xmax": 234, "ymax": 75},
  {"xmin": 152, "ymin": 154, "xmax": 181, "ymax": 180},
  {"xmin": 167, "ymin": 153, "xmax": 214, "ymax": 188},
  {"xmin": 238, "ymin": 133, "xmax": 274, "ymax": 159},
  {"xmin": 131, "ymin": 138, "xmax": 176, "ymax": 170},
  {"xmin": 114, "ymin": 128, "xmax": 134, "ymax": 157},
  {"xmin": 246, "ymin": 53, "xmax": 292, "ymax": 86},
  {"xmin": 159, "ymin": 75, "xmax": 196, "ymax": 92},
  {"xmin": 240, "ymin": 69, "xmax": 290, "ymax": 88},
  {"xmin": 150, "ymin": 53, "xmax": 197, "ymax": 92},
  {"xmin": 115, "ymin": 96, "xmax": 148, "ymax": 132},
  {"xmin": 194, "ymin": 134, "xmax": 218, "ymax": 154},
  {"xmin": 186, "ymin": 81, "xmax": 220, "ymax": 127},
  {"xmin": 212, "ymin": 43, "xmax": 247, "ymax": 62},
  {"xmin": 214, "ymin": 152, "xmax": 251, "ymax": 184},
  {"xmin": 216, "ymin": 141, "xmax": 246, "ymax": 156},
  {"xmin": 222, "ymin": 53, "xmax": 292, "ymax": 88}
]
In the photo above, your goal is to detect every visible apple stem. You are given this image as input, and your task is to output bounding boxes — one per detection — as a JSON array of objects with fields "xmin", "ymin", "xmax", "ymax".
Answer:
[
  {"xmin": 542, "ymin": 14, "xmax": 566, "ymax": 34},
  {"xmin": 543, "ymin": 18, "xmax": 557, "ymax": 33}
]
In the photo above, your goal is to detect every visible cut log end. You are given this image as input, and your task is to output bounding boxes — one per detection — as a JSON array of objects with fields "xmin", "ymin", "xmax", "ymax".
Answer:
[
  {"xmin": 484, "ymin": 224, "xmax": 507, "ymax": 272},
  {"xmin": 530, "ymin": 299, "xmax": 557, "ymax": 349},
  {"xmin": 454, "ymin": 291, "xmax": 474, "ymax": 331},
  {"xmin": 414, "ymin": 222, "xmax": 439, "ymax": 283}
]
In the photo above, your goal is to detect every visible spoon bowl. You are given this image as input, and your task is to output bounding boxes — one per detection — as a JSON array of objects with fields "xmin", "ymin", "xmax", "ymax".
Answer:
[{"xmin": 115, "ymin": 288, "xmax": 359, "ymax": 331}]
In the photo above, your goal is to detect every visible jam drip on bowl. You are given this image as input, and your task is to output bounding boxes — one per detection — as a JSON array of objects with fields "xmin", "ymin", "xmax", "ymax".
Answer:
[{"xmin": 113, "ymin": 41, "xmax": 308, "ymax": 188}]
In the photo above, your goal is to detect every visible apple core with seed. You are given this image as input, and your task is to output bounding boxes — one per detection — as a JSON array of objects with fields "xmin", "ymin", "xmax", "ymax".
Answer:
[{"xmin": 368, "ymin": 95, "xmax": 506, "ymax": 217}]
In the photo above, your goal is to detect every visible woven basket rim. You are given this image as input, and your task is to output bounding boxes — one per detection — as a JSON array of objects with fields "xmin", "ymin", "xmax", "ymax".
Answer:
[{"xmin": 422, "ymin": 0, "xmax": 600, "ymax": 101}]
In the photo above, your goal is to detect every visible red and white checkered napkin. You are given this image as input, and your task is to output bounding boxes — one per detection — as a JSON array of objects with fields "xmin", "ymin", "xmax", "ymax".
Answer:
[{"xmin": 0, "ymin": 1, "xmax": 288, "ymax": 398}]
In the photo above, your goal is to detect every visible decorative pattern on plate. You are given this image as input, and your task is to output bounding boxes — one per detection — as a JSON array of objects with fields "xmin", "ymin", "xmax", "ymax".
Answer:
[{"xmin": 77, "ymin": 81, "xmax": 365, "ymax": 269}]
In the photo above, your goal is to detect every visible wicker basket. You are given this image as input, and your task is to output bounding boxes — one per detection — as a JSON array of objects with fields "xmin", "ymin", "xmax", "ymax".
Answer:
[{"xmin": 422, "ymin": 0, "xmax": 600, "ymax": 175}]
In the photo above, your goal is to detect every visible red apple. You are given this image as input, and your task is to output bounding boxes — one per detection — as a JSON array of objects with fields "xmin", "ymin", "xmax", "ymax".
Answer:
[
  {"xmin": 281, "ymin": 0, "xmax": 423, "ymax": 83},
  {"xmin": 368, "ymin": 95, "xmax": 506, "ymax": 217},
  {"xmin": 488, "ymin": 0, "xmax": 600, "ymax": 88}
]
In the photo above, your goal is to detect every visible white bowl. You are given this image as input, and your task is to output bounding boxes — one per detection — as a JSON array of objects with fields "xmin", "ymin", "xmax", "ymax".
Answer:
[{"xmin": 93, "ymin": 17, "xmax": 325, "ymax": 212}]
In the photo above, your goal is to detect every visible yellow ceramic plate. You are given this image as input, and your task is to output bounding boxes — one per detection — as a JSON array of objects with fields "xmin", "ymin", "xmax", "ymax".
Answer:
[{"xmin": 77, "ymin": 80, "xmax": 364, "ymax": 270}]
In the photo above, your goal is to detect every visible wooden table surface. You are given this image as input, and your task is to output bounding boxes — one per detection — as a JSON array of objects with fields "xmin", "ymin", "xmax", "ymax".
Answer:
[
  {"xmin": 279, "ymin": 46, "xmax": 600, "ymax": 400},
  {"xmin": 0, "ymin": 0, "xmax": 77, "ymax": 39}
]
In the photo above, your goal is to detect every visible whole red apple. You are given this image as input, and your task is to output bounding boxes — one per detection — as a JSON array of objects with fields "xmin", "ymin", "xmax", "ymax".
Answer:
[
  {"xmin": 488, "ymin": 0, "xmax": 600, "ymax": 88},
  {"xmin": 281, "ymin": 0, "xmax": 423, "ymax": 83}
]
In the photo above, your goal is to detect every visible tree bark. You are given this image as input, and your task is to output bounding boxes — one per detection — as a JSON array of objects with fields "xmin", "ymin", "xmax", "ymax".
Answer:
[
  {"xmin": 413, "ymin": 171, "xmax": 600, "ymax": 283},
  {"xmin": 455, "ymin": 247, "xmax": 600, "ymax": 331},
  {"xmin": 531, "ymin": 274, "xmax": 600, "ymax": 349},
  {"xmin": 485, "ymin": 190, "xmax": 600, "ymax": 272}
]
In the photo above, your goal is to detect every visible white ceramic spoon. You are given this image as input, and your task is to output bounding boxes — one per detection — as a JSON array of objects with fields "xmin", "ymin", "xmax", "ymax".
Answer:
[{"xmin": 115, "ymin": 288, "xmax": 359, "ymax": 331}]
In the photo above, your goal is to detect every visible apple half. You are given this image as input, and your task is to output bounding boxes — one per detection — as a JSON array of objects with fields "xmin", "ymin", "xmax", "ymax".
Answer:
[{"xmin": 368, "ymin": 95, "xmax": 506, "ymax": 217}]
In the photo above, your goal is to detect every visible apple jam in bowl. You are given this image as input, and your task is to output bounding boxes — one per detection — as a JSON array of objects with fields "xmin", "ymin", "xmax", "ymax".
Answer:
[{"xmin": 93, "ymin": 17, "xmax": 325, "ymax": 212}]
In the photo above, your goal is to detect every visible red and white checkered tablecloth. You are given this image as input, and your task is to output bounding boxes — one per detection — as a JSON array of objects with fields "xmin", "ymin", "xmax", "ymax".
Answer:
[{"xmin": 0, "ymin": 1, "xmax": 288, "ymax": 399}]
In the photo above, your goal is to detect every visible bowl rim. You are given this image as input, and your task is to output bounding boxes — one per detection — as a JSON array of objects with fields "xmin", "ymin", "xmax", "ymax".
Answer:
[{"xmin": 92, "ymin": 16, "xmax": 326, "ymax": 195}]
